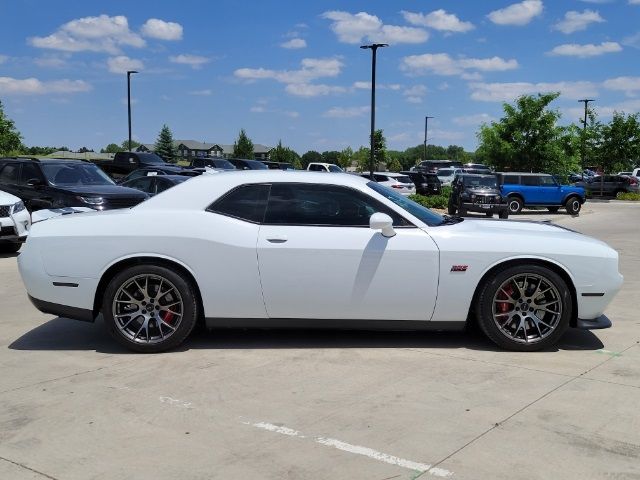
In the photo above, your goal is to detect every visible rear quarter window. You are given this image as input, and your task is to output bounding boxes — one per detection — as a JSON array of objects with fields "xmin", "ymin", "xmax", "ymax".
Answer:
[{"xmin": 502, "ymin": 175, "xmax": 519, "ymax": 184}]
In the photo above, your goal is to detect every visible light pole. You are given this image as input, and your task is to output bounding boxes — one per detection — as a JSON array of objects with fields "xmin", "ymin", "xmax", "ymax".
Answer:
[
  {"xmin": 424, "ymin": 116, "xmax": 434, "ymax": 161},
  {"xmin": 127, "ymin": 70, "xmax": 138, "ymax": 152},
  {"xmin": 578, "ymin": 98, "xmax": 594, "ymax": 171},
  {"xmin": 360, "ymin": 43, "xmax": 388, "ymax": 180}
]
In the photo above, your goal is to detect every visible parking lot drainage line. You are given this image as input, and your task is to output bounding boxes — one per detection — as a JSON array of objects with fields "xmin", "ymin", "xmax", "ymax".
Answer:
[{"xmin": 243, "ymin": 421, "xmax": 453, "ymax": 477}]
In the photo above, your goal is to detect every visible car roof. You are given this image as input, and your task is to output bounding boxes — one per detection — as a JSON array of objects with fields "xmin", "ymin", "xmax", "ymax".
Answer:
[
  {"xmin": 460, "ymin": 173, "xmax": 496, "ymax": 178},
  {"xmin": 498, "ymin": 172, "xmax": 551, "ymax": 176},
  {"xmin": 137, "ymin": 170, "xmax": 371, "ymax": 211}
]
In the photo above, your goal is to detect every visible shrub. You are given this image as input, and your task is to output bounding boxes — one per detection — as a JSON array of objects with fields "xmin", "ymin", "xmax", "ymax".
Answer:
[
  {"xmin": 409, "ymin": 186, "xmax": 451, "ymax": 210},
  {"xmin": 616, "ymin": 192, "xmax": 640, "ymax": 201}
]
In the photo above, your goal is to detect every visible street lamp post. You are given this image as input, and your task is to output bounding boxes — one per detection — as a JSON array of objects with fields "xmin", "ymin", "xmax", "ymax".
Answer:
[
  {"xmin": 127, "ymin": 70, "xmax": 138, "ymax": 152},
  {"xmin": 577, "ymin": 98, "xmax": 594, "ymax": 170},
  {"xmin": 360, "ymin": 43, "xmax": 388, "ymax": 180},
  {"xmin": 424, "ymin": 116, "xmax": 434, "ymax": 161}
]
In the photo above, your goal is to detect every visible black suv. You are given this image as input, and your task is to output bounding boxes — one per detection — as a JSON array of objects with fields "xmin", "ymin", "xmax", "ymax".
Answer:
[
  {"xmin": 415, "ymin": 159, "xmax": 463, "ymax": 174},
  {"xmin": 400, "ymin": 171, "xmax": 442, "ymax": 196},
  {"xmin": 449, "ymin": 173, "xmax": 509, "ymax": 219},
  {"xmin": 227, "ymin": 158, "xmax": 268, "ymax": 170},
  {"xmin": 189, "ymin": 158, "xmax": 236, "ymax": 170},
  {"xmin": 117, "ymin": 165, "xmax": 203, "ymax": 184},
  {"xmin": 0, "ymin": 158, "xmax": 148, "ymax": 211}
]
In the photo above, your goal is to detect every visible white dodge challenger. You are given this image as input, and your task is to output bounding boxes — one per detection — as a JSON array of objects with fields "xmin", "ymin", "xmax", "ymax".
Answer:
[{"xmin": 18, "ymin": 171, "xmax": 623, "ymax": 353}]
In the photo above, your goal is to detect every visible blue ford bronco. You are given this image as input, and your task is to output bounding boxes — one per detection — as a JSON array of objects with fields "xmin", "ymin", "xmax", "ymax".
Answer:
[{"xmin": 499, "ymin": 172, "xmax": 586, "ymax": 215}]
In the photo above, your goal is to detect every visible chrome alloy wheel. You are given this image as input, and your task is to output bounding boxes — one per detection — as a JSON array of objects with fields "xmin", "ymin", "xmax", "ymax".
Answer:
[
  {"xmin": 112, "ymin": 274, "xmax": 183, "ymax": 344},
  {"xmin": 492, "ymin": 273, "xmax": 562, "ymax": 344}
]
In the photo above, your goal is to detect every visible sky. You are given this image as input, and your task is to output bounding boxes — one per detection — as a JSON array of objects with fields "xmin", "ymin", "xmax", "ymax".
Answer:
[{"xmin": 1, "ymin": 0, "xmax": 639, "ymax": 154}]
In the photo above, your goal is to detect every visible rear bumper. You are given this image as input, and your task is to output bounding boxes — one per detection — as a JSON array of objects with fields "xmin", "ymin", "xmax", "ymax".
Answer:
[
  {"xmin": 576, "ymin": 315, "xmax": 612, "ymax": 330},
  {"xmin": 28, "ymin": 295, "xmax": 95, "ymax": 322}
]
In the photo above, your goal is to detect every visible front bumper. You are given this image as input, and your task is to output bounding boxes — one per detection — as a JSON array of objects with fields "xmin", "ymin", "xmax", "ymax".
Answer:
[
  {"xmin": 461, "ymin": 202, "xmax": 508, "ymax": 214},
  {"xmin": 0, "ymin": 208, "xmax": 31, "ymax": 242}
]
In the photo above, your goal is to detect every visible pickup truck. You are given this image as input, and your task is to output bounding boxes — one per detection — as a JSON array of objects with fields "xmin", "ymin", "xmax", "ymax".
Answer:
[
  {"xmin": 499, "ymin": 172, "xmax": 585, "ymax": 215},
  {"xmin": 92, "ymin": 152, "xmax": 171, "ymax": 179}
]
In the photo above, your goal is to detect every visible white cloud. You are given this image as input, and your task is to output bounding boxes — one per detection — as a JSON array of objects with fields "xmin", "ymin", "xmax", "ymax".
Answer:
[
  {"xmin": 33, "ymin": 55, "xmax": 68, "ymax": 68},
  {"xmin": 284, "ymin": 111, "xmax": 300, "ymax": 118},
  {"xmin": 321, "ymin": 11, "xmax": 428, "ymax": 44},
  {"xmin": 250, "ymin": 106, "xmax": 266, "ymax": 113},
  {"xmin": 236, "ymin": 58, "xmax": 343, "ymax": 83},
  {"xmin": 0, "ymin": 55, "xmax": 8, "ymax": 64},
  {"xmin": 140, "ymin": 19, "xmax": 183, "ymax": 40},
  {"xmin": 107, "ymin": 56, "xmax": 143, "ymax": 74},
  {"xmin": 553, "ymin": 10, "xmax": 604, "ymax": 34},
  {"xmin": 281, "ymin": 38, "xmax": 307, "ymax": 49},
  {"xmin": 29, "ymin": 15, "xmax": 145, "ymax": 54},
  {"xmin": 401, "ymin": 53, "xmax": 518, "ymax": 76},
  {"xmin": 188, "ymin": 89, "xmax": 212, "ymax": 96},
  {"xmin": 323, "ymin": 106, "xmax": 370, "ymax": 118},
  {"xmin": 603, "ymin": 76, "xmax": 640, "ymax": 95},
  {"xmin": 452, "ymin": 113, "xmax": 496, "ymax": 126},
  {"xmin": 353, "ymin": 81, "xmax": 401, "ymax": 90},
  {"xmin": 169, "ymin": 54, "xmax": 210, "ymax": 69},
  {"xmin": 549, "ymin": 41, "xmax": 622, "ymax": 57},
  {"xmin": 487, "ymin": 0, "xmax": 544, "ymax": 26},
  {"xmin": 403, "ymin": 85, "xmax": 427, "ymax": 103},
  {"xmin": 630, "ymin": 0, "xmax": 640, "ymax": 4},
  {"xmin": 0, "ymin": 76, "xmax": 91, "ymax": 95},
  {"xmin": 285, "ymin": 83, "xmax": 346, "ymax": 97},
  {"xmin": 401, "ymin": 9, "xmax": 474, "ymax": 33},
  {"xmin": 469, "ymin": 81, "xmax": 598, "ymax": 101},
  {"xmin": 622, "ymin": 31, "xmax": 640, "ymax": 49}
]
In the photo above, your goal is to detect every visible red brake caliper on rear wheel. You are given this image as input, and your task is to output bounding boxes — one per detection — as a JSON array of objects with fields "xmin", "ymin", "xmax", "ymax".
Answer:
[
  {"xmin": 162, "ymin": 311, "xmax": 174, "ymax": 325},
  {"xmin": 497, "ymin": 284, "xmax": 514, "ymax": 313}
]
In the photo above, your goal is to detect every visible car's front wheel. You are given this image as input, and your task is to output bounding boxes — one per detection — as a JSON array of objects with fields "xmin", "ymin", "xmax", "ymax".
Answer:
[
  {"xmin": 102, "ymin": 264, "xmax": 198, "ymax": 353},
  {"xmin": 565, "ymin": 197, "xmax": 581, "ymax": 215},
  {"xmin": 475, "ymin": 264, "xmax": 572, "ymax": 351},
  {"xmin": 507, "ymin": 197, "xmax": 523, "ymax": 214}
]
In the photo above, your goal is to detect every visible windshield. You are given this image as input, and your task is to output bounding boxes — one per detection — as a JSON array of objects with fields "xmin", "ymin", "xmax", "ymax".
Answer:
[
  {"xmin": 212, "ymin": 159, "xmax": 235, "ymax": 170},
  {"xmin": 463, "ymin": 176, "xmax": 497, "ymax": 188},
  {"xmin": 367, "ymin": 181, "xmax": 444, "ymax": 227},
  {"xmin": 328, "ymin": 165, "xmax": 344, "ymax": 173},
  {"xmin": 41, "ymin": 163, "xmax": 115, "ymax": 186},
  {"xmin": 437, "ymin": 168, "xmax": 454, "ymax": 177},
  {"xmin": 392, "ymin": 175, "xmax": 412, "ymax": 184}
]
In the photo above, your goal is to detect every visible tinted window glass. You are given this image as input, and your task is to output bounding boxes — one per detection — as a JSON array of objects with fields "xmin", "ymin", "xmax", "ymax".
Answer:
[
  {"xmin": 367, "ymin": 182, "xmax": 443, "ymax": 227},
  {"xmin": 19, "ymin": 163, "xmax": 43, "ymax": 185},
  {"xmin": 502, "ymin": 175, "xmax": 519, "ymax": 184},
  {"xmin": 209, "ymin": 184, "xmax": 270, "ymax": 223},
  {"xmin": 539, "ymin": 176, "xmax": 556, "ymax": 186},
  {"xmin": 308, "ymin": 164, "xmax": 324, "ymax": 172},
  {"xmin": 40, "ymin": 163, "xmax": 114, "ymax": 186},
  {"xmin": 522, "ymin": 176, "xmax": 538, "ymax": 186},
  {"xmin": 265, "ymin": 183, "xmax": 410, "ymax": 227},
  {"xmin": 0, "ymin": 163, "xmax": 20, "ymax": 184},
  {"xmin": 126, "ymin": 177, "xmax": 154, "ymax": 193}
]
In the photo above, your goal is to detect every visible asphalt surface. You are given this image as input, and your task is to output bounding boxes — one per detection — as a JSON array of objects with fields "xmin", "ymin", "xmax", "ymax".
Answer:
[{"xmin": 0, "ymin": 202, "xmax": 638, "ymax": 480}]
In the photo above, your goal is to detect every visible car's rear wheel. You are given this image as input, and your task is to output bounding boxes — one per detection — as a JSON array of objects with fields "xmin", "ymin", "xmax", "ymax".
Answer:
[
  {"xmin": 485, "ymin": 212, "xmax": 493, "ymax": 218},
  {"xmin": 102, "ymin": 265, "xmax": 198, "ymax": 353},
  {"xmin": 0, "ymin": 241, "xmax": 21, "ymax": 253},
  {"xmin": 475, "ymin": 264, "xmax": 571, "ymax": 351},
  {"xmin": 565, "ymin": 197, "xmax": 581, "ymax": 215},
  {"xmin": 498, "ymin": 210, "xmax": 509, "ymax": 219},
  {"xmin": 507, "ymin": 197, "xmax": 523, "ymax": 214},
  {"xmin": 547, "ymin": 206, "xmax": 559, "ymax": 213}
]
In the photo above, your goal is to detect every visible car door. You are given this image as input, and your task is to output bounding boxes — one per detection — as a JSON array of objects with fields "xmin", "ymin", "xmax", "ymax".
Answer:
[
  {"xmin": 257, "ymin": 183, "xmax": 439, "ymax": 321},
  {"xmin": 16, "ymin": 162, "xmax": 49, "ymax": 209},
  {"xmin": 537, "ymin": 175, "xmax": 560, "ymax": 204}
]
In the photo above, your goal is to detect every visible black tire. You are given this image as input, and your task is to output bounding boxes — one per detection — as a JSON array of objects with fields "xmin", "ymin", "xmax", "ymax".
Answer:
[
  {"xmin": 485, "ymin": 212, "xmax": 493, "ymax": 218},
  {"xmin": 102, "ymin": 264, "xmax": 198, "ymax": 353},
  {"xmin": 458, "ymin": 206, "xmax": 467, "ymax": 216},
  {"xmin": 498, "ymin": 210, "xmax": 509, "ymax": 219},
  {"xmin": 547, "ymin": 207, "xmax": 559, "ymax": 213},
  {"xmin": 447, "ymin": 202, "xmax": 457, "ymax": 215},
  {"xmin": 475, "ymin": 264, "xmax": 572, "ymax": 351},
  {"xmin": 0, "ymin": 242, "xmax": 21, "ymax": 253},
  {"xmin": 565, "ymin": 197, "xmax": 581, "ymax": 215},
  {"xmin": 507, "ymin": 197, "xmax": 523, "ymax": 214}
]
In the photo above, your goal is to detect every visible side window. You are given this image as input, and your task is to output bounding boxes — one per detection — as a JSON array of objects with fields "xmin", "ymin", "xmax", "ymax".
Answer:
[
  {"xmin": 155, "ymin": 178, "xmax": 172, "ymax": 193},
  {"xmin": 19, "ymin": 163, "xmax": 43, "ymax": 185},
  {"xmin": 264, "ymin": 183, "xmax": 410, "ymax": 227},
  {"xmin": 127, "ymin": 177, "xmax": 154, "ymax": 193},
  {"xmin": 373, "ymin": 174, "xmax": 388, "ymax": 182},
  {"xmin": 127, "ymin": 170, "xmax": 146, "ymax": 181},
  {"xmin": 308, "ymin": 164, "xmax": 323, "ymax": 172},
  {"xmin": 539, "ymin": 176, "xmax": 556, "ymax": 186},
  {"xmin": 208, "ymin": 184, "xmax": 270, "ymax": 223},
  {"xmin": 0, "ymin": 163, "xmax": 20, "ymax": 184},
  {"xmin": 522, "ymin": 176, "xmax": 538, "ymax": 186},
  {"xmin": 502, "ymin": 175, "xmax": 519, "ymax": 184}
]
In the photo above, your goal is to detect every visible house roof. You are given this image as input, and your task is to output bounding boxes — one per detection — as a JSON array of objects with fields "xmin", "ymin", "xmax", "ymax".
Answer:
[
  {"xmin": 138, "ymin": 140, "xmax": 272, "ymax": 154},
  {"xmin": 174, "ymin": 140, "xmax": 221, "ymax": 151}
]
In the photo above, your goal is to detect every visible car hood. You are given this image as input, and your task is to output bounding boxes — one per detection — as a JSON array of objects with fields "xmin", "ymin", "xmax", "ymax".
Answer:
[
  {"xmin": 0, "ymin": 189, "xmax": 21, "ymax": 205},
  {"xmin": 57, "ymin": 185, "xmax": 148, "ymax": 197}
]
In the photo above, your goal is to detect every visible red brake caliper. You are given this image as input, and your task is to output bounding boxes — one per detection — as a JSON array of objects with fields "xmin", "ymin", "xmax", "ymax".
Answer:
[
  {"xmin": 497, "ymin": 285, "xmax": 514, "ymax": 313},
  {"xmin": 162, "ymin": 311, "xmax": 174, "ymax": 325}
]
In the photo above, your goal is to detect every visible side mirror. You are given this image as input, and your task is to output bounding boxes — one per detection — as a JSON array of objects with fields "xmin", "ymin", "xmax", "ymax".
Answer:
[
  {"xmin": 27, "ymin": 178, "xmax": 44, "ymax": 187},
  {"xmin": 370, "ymin": 212, "xmax": 396, "ymax": 238}
]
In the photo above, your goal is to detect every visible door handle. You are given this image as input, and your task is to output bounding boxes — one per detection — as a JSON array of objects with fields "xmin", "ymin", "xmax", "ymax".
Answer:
[{"xmin": 266, "ymin": 235, "xmax": 288, "ymax": 244}]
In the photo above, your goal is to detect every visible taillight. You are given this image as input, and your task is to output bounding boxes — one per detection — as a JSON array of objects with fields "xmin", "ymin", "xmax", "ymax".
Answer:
[
  {"xmin": 391, "ymin": 184, "xmax": 403, "ymax": 189},
  {"xmin": 628, "ymin": 177, "xmax": 638, "ymax": 186}
]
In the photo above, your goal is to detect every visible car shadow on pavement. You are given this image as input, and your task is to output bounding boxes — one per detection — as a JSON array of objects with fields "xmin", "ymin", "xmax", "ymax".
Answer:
[
  {"xmin": 0, "ymin": 252, "xmax": 20, "ymax": 259},
  {"xmin": 9, "ymin": 316, "xmax": 604, "ymax": 354}
]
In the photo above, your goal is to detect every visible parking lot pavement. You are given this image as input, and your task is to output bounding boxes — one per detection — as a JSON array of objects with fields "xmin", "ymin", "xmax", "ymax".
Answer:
[{"xmin": 0, "ymin": 201, "xmax": 638, "ymax": 480}]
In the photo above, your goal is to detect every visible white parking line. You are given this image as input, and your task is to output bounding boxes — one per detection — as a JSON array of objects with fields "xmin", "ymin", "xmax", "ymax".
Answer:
[{"xmin": 246, "ymin": 421, "xmax": 453, "ymax": 477}]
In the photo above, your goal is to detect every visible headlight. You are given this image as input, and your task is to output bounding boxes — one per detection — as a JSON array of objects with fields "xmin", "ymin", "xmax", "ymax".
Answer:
[
  {"xmin": 77, "ymin": 196, "xmax": 105, "ymax": 205},
  {"xmin": 470, "ymin": 194, "xmax": 476, "ymax": 200},
  {"xmin": 495, "ymin": 195, "xmax": 501, "ymax": 202},
  {"xmin": 11, "ymin": 201, "xmax": 25, "ymax": 213}
]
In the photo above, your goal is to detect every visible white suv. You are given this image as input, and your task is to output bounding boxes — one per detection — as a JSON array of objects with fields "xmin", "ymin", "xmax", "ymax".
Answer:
[
  {"xmin": 307, "ymin": 163, "xmax": 343, "ymax": 173},
  {"xmin": 0, "ymin": 190, "xmax": 30, "ymax": 253}
]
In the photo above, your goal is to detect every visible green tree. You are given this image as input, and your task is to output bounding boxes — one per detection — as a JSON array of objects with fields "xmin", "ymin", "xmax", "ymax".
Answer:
[
  {"xmin": 270, "ymin": 140, "xmax": 301, "ymax": 167},
  {"xmin": 102, "ymin": 143, "xmax": 124, "ymax": 153},
  {"xmin": 321, "ymin": 150, "xmax": 340, "ymax": 165},
  {"xmin": 233, "ymin": 128, "xmax": 254, "ymax": 159},
  {"xmin": 476, "ymin": 92, "xmax": 580, "ymax": 177},
  {"xmin": 0, "ymin": 100, "xmax": 23, "ymax": 155},
  {"xmin": 301, "ymin": 150, "xmax": 322, "ymax": 169},
  {"xmin": 154, "ymin": 124, "xmax": 177, "ymax": 162},
  {"xmin": 373, "ymin": 129, "xmax": 387, "ymax": 167},
  {"xmin": 353, "ymin": 146, "xmax": 371, "ymax": 172},
  {"xmin": 598, "ymin": 112, "xmax": 640, "ymax": 173},
  {"xmin": 386, "ymin": 156, "xmax": 402, "ymax": 172},
  {"xmin": 121, "ymin": 139, "xmax": 141, "ymax": 150},
  {"xmin": 337, "ymin": 146, "xmax": 353, "ymax": 169}
]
